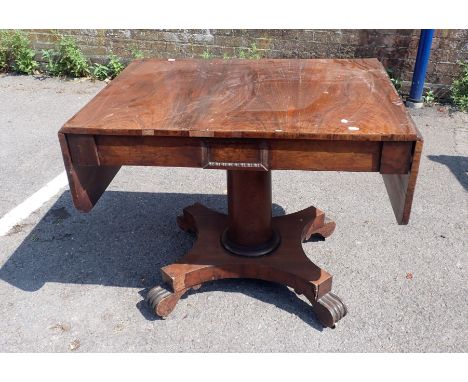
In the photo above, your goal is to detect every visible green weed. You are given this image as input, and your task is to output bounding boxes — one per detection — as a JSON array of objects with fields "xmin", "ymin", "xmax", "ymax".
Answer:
[
  {"xmin": 201, "ymin": 49, "xmax": 213, "ymax": 59},
  {"xmin": 0, "ymin": 31, "xmax": 8, "ymax": 72},
  {"xmin": 450, "ymin": 61, "xmax": 468, "ymax": 112},
  {"xmin": 130, "ymin": 47, "xmax": 144, "ymax": 59},
  {"xmin": 423, "ymin": 89, "xmax": 436, "ymax": 105},
  {"xmin": 107, "ymin": 54, "xmax": 124, "ymax": 78},
  {"xmin": 238, "ymin": 43, "xmax": 261, "ymax": 60},
  {"xmin": 0, "ymin": 30, "xmax": 38, "ymax": 74},
  {"xmin": 386, "ymin": 68, "xmax": 402, "ymax": 94},
  {"xmin": 92, "ymin": 63, "xmax": 109, "ymax": 81},
  {"xmin": 42, "ymin": 35, "xmax": 89, "ymax": 77},
  {"xmin": 92, "ymin": 54, "xmax": 125, "ymax": 81}
]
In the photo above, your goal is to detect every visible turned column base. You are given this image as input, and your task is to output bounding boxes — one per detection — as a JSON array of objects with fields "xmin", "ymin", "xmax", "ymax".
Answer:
[{"xmin": 146, "ymin": 203, "xmax": 347, "ymax": 328}]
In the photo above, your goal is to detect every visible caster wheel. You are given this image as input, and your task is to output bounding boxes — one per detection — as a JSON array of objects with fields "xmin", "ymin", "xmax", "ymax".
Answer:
[
  {"xmin": 146, "ymin": 284, "xmax": 201, "ymax": 318},
  {"xmin": 313, "ymin": 292, "xmax": 347, "ymax": 328},
  {"xmin": 146, "ymin": 285, "xmax": 186, "ymax": 318}
]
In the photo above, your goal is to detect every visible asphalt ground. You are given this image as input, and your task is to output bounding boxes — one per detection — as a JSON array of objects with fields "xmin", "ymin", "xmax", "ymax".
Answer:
[{"xmin": 0, "ymin": 74, "xmax": 466, "ymax": 352}]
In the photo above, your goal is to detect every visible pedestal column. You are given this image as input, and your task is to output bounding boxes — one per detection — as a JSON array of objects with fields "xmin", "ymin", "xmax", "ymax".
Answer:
[{"xmin": 221, "ymin": 170, "xmax": 280, "ymax": 256}]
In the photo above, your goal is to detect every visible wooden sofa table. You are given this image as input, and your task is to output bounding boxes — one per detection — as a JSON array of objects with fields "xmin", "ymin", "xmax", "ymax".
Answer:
[{"xmin": 58, "ymin": 58, "xmax": 423, "ymax": 328}]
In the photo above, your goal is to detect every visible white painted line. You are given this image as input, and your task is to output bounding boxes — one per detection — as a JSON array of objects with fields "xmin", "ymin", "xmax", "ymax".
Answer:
[{"xmin": 0, "ymin": 171, "xmax": 68, "ymax": 237}]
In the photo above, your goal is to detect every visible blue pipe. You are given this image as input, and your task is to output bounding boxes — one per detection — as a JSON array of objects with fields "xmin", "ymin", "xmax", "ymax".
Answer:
[{"xmin": 408, "ymin": 29, "xmax": 435, "ymax": 103}]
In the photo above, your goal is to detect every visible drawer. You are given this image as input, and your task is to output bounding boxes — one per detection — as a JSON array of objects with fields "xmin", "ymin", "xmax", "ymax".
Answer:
[{"xmin": 201, "ymin": 140, "xmax": 268, "ymax": 171}]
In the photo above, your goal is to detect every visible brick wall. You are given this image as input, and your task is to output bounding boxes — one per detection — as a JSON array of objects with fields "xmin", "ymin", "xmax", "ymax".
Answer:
[{"xmin": 27, "ymin": 29, "xmax": 468, "ymax": 98}]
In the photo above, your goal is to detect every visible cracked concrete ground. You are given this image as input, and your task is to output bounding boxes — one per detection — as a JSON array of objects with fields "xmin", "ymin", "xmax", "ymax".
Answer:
[{"xmin": 0, "ymin": 75, "xmax": 467, "ymax": 352}]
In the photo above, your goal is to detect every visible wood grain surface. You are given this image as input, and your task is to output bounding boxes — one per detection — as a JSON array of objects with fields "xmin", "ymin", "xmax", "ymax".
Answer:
[
  {"xmin": 382, "ymin": 139, "xmax": 424, "ymax": 224},
  {"xmin": 58, "ymin": 133, "xmax": 120, "ymax": 212},
  {"xmin": 60, "ymin": 58, "xmax": 420, "ymax": 141}
]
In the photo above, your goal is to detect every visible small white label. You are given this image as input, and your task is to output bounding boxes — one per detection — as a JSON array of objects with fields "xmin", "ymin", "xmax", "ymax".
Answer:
[
  {"xmin": 168, "ymin": 58, "xmax": 176, "ymax": 62},
  {"xmin": 341, "ymin": 119, "xmax": 348, "ymax": 123},
  {"xmin": 348, "ymin": 126, "xmax": 360, "ymax": 131}
]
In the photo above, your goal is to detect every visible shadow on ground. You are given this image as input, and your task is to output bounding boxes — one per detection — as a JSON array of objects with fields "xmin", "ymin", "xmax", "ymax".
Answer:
[
  {"xmin": 428, "ymin": 155, "xmax": 468, "ymax": 191},
  {"xmin": 0, "ymin": 190, "xmax": 324, "ymax": 330}
]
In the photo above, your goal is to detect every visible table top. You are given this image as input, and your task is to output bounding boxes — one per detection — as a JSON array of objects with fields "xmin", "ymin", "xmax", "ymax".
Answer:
[{"xmin": 61, "ymin": 58, "xmax": 420, "ymax": 142}]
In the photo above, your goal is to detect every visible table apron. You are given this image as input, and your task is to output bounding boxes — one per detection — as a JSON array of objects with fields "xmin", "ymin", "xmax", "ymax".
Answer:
[{"xmin": 65, "ymin": 134, "xmax": 413, "ymax": 174}]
